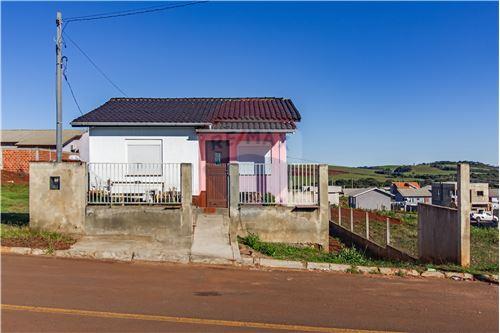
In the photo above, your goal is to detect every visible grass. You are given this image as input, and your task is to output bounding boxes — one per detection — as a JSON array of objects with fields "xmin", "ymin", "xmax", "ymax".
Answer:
[
  {"xmin": 239, "ymin": 234, "xmax": 415, "ymax": 269},
  {"xmin": 241, "ymin": 224, "xmax": 499, "ymax": 275},
  {"xmin": 1, "ymin": 184, "xmax": 29, "ymax": 213},
  {"xmin": 0, "ymin": 224, "xmax": 76, "ymax": 252},
  {"xmin": 470, "ymin": 227, "xmax": 499, "ymax": 273},
  {"xmin": 1, "ymin": 183, "xmax": 75, "ymax": 251}
]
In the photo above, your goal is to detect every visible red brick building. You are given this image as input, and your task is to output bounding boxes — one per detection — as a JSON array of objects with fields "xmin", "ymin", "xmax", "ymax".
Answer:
[{"xmin": 1, "ymin": 130, "xmax": 85, "ymax": 173}]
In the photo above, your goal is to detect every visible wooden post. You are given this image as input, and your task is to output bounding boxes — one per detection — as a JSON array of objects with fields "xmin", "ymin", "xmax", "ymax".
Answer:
[
  {"xmin": 365, "ymin": 211, "xmax": 369, "ymax": 239},
  {"xmin": 338, "ymin": 205, "xmax": 341, "ymax": 226},
  {"xmin": 386, "ymin": 217, "xmax": 390, "ymax": 245},
  {"xmin": 350, "ymin": 208, "xmax": 354, "ymax": 232}
]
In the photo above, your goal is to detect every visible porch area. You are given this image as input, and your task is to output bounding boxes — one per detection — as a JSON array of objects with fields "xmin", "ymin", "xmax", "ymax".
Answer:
[{"xmin": 198, "ymin": 132, "xmax": 319, "ymax": 208}]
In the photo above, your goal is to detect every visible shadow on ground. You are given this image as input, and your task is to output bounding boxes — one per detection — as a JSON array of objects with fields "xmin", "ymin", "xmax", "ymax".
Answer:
[{"xmin": 1, "ymin": 213, "xmax": 29, "ymax": 226}]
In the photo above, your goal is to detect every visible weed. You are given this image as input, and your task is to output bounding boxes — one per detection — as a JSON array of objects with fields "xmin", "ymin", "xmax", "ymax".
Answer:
[
  {"xmin": 346, "ymin": 266, "xmax": 360, "ymax": 274},
  {"xmin": 395, "ymin": 269, "xmax": 405, "ymax": 277}
]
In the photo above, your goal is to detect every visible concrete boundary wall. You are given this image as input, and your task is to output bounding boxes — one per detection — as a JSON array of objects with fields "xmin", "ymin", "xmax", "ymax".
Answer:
[
  {"xmin": 418, "ymin": 203, "xmax": 460, "ymax": 264},
  {"xmin": 29, "ymin": 162, "xmax": 87, "ymax": 234},
  {"xmin": 237, "ymin": 205, "xmax": 328, "ymax": 249},
  {"xmin": 30, "ymin": 162, "xmax": 194, "ymax": 247},
  {"xmin": 229, "ymin": 164, "xmax": 330, "ymax": 251},
  {"xmin": 85, "ymin": 206, "xmax": 192, "ymax": 248},
  {"xmin": 330, "ymin": 222, "xmax": 417, "ymax": 262}
]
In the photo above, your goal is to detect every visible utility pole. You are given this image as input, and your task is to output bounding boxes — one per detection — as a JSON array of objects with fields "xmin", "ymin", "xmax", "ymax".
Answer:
[{"xmin": 55, "ymin": 11, "xmax": 63, "ymax": 162}]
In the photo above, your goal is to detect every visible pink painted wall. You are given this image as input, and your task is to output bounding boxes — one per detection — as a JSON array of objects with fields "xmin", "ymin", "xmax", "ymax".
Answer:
[{"xmin": 198, "ymin": 132, "xmax": 287, "ymax": 194}]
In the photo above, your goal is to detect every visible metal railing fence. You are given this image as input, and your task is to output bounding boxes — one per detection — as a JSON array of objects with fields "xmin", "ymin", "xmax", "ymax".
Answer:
[
  {"xmin": 287, "ymin": 163, "xmax": 319, "ymax": 206},
  {"xmin": 238, "ymin": 163, "xmax": 319, "ymax": 206},
  {"xmin": 87, "ymin": 163, "xmax": 181, "ymax": 205}
]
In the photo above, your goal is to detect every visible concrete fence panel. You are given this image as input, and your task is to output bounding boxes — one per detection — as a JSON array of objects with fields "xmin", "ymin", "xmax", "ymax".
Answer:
[{"xmin": 418, "ymin": 203, "xmax": 459, "ymax": 264}]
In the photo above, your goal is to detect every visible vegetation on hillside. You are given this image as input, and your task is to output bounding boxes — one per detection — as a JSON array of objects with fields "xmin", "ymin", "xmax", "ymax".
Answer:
[{"xmin": 329, "ymin": 161, "xmax": 498, "ymax": 188}]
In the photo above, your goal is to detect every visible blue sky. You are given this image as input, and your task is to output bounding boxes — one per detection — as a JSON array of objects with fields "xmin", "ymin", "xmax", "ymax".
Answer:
[{"xmin": 2, "ymin": 1, "xmax": 498, "ymax": 166}]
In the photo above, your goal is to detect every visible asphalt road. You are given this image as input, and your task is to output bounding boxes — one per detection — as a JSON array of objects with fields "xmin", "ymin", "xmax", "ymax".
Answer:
[{"xmin": 1, "ymin": 254, "xmax": 498, "ymax": 332}]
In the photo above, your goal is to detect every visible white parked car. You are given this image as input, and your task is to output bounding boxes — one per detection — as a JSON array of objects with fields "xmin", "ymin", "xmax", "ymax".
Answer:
[{"xmin": 470, "ymin": 210, "xmax": 499, "ymax": 223}]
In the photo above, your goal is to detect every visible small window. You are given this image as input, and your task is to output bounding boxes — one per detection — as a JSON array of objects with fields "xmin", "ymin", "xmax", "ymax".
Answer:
[
  {"xmin": 214, "ymin": 152, "xmax": 222, "ymax": 165},
  {"xmin": 237, "ymin": 143, "xmax": 272, "ymax": 175},
  {"xmin": 477, "ymin": 191, "xmax": 484, "ymax": 196},
  {"xmin": 127, "ymin": 140, "xmax": 162, "ymax": 176}
]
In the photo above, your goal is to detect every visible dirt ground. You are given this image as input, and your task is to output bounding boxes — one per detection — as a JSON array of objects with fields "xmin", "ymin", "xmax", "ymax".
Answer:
[
  {"xmin": 1, "ymin": 170, "xmax": 29, "ymax": 185},
  {"xmin": 2, "ymin": 255, "xmax": 498, "ymax": 333},
  {"xmin": 1, "ymin": 238, "xmax": 75, "ymax": 250}
]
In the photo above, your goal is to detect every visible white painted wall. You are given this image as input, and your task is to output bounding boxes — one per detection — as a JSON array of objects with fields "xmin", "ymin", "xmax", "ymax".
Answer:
[
  {"xmin": 89, "ymin": 127, "xmax": 200, "ymax": 195},
  {"xmin": 63, "ymin": 132, "xmax": 89, "ymax": 161}
]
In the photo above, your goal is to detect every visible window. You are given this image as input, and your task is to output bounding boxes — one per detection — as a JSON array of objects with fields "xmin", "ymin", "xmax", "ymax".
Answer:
[
  {"xmin": 214, "ymin": 152, "xmax": 222, "ymax": 165},
  {"xmin": 477, "ymin": 191, "xmax": 484, "ymax": 197},
  {"xmin": 127, "ymin": 140, "xmax": 162, "ymax": 175},
  {"xmin": 237, "ymin": 143, "xmax": 272, "ymax": 175}
]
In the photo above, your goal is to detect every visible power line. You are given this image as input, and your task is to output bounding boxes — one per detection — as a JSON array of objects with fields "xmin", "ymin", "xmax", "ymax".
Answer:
[
  {"xmin": 65, "ymin": 1, "xmax": 208, "ymax": 23},
  {"xmin": 63, "ymin": 32, "xmax": 128, "ymax": 97},
  {"xmin": 65, "ymin": 3, "xmax": 175, "ymax": 21},
  {"xmin": 62, "ymin": 57, "xmax": 83, "ymax": 115}
]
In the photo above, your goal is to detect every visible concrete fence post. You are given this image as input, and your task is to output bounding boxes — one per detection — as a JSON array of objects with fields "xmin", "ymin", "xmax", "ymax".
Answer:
[
  {"xmin": 228, "ymin": 163, "xmax": 240, "ymax": 241},
  {"xmin": 365, "ymin": 211, "xmax": 369, "ymax": 239},
  {"xmin": 338, "ymin": 205, "xmax": 342, "ymax": 226},
  {"xmin": 457, "ymin": 163, "xmax": 471, "ymax": 267},
  {"xmin": 180, "ymin": 163, "xmax": 194, "ymax": 247},
  {"xmin": 386, "ymin": 217, "xmax": 390, "ymax": 245},
  {"xmin": 350, "ymin": 208, "xmax": 354, "ymax": 232},
  {"xmin": 181, "ymin": 163, "xmax": 192, "ymax": 207},
  {"xmin": 318, "ymin": 164, "xmax": 329, "ymax": 252}
]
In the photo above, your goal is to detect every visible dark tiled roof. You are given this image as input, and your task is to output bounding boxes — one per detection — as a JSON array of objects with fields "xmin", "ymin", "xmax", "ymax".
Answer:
[
  {"xmin": 71, "ymin": 98, "xmax": 301, "ymax": 131},
  {"xmin": 209, "ymin": 121, "xmax": 296, "ymax": 131}
]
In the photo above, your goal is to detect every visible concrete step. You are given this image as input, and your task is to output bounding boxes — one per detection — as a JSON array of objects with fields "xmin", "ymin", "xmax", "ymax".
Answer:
[{"xmin": 191, "ymin": 212, "xmax": 235, "ymax": 260}]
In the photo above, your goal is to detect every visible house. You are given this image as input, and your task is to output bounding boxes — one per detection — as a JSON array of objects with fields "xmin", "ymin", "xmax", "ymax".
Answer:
[
  {"xmin": 71, "ymin": 97, "xmax": 301, "ymax": 207},
  {"xmin": 344, "ymin": 187, "xmax": 393, "ymax": 211},
  {"xmin": 470, "ymin": 183, "xmax": 490, "ymax": 212},
  {"xmin": 302, "ymin": 185, "xmax": 342, "ymax": 205},
  {"xmin": 390, "ymin": 181, "xmax": 420, "ymax": 194},
  {"xmin": 490, "ymin": 188, "xmax": 499, "ymax": 216},
  {"xmin": 432, "ymin": 181, "xmax": 490, "ymax": 212},
  {"xmin": 1, "ymin": 129, "xmax": 88, "ymax": 173},
  {"xmin": 393, "ymin": 187, "xmax": 432, "ymax": 211}
]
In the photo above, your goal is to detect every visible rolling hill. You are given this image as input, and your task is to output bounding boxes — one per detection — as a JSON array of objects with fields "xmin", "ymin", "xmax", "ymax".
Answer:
[{"xmin": 328, "ymin": 161, "xmax": 498, "ymax": 188}]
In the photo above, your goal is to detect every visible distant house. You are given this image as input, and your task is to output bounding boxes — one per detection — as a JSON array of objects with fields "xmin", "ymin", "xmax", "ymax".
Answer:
[
  {"xmin": 301, "ymin": 185, "xmax": 342, "ymax": 205},
  {"xmin": 432, "ymin": 181, "xmax": 490, "ymax": 212},
  {"xmin": 345, "ymin": 187, "xmax": 393, "ymax": 211},
  {"xmin": 390, "ymin": 181, "xmax": 420, "ymax": 194},
  {"xmin": 0, "ymin": 129, "xmax": 88, "ymax": 173},
  {"xmin": 470, "ymin": 183, "xmax": 490, "ymax": 212},
  {"xmin": 328, "ymin": 185, "xmax": 342, "ymax": 206},
  {"xmin": 432, "ymin": 182, "xmax": 457, "ymax": 207},
  {"xmin": 394, "ymin": 187, "xmax": 432, "ymax": 211},
  {"xmin": 490, "ymin": 188, "xmax": 499, "ymax": 216}
]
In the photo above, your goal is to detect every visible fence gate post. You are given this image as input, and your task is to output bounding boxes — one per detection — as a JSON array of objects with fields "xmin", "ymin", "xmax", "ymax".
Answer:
[
  {"xmin": 338, "ymin": 205, "xmax": 341, "ymax": 226},
  {"xmin": 457, "ymin": 163, "xmax": 471, "ymax": 267},
  {"xmin": 318, "ymin": 164, "xmax": 330, "ymax": 252},
  {"xmin": 350, "ymin": 208, "xmax": 353, "ymax": 232},
  {"xmin": 386, "ymin": 217, "xmax": 390, "ymax": 245},
  {"xmin": 365, "ymin": 211, "xmax": 369, "ymax": 239}
]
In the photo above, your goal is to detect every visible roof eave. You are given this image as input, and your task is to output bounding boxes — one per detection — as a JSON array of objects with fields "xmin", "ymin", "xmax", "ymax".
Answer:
[
  {"xmin": 196, "ymin": 129, "xmax": 295, "ymax": 133},
  {"xmin": 70, "ymin": 121, "xmax": 212, "ymax": 127}
]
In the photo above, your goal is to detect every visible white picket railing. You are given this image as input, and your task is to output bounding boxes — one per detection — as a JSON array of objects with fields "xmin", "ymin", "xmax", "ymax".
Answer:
[
  {"xmin": 287, "ymin": 163, "xmax": 319, "ymax": 206},
  {"xmin": 87, "ymin": 163, "xmax": 181, "ymax": 205},
  {"xmin": 238, "ymin": 163, "xmax": 319, "ymax": 206}
]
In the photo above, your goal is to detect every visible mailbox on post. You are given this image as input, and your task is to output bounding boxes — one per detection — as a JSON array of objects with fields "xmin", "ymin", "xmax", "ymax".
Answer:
[{"xmin": 50, "ymin": 176, "xmax": 60, "ymax": 190}]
